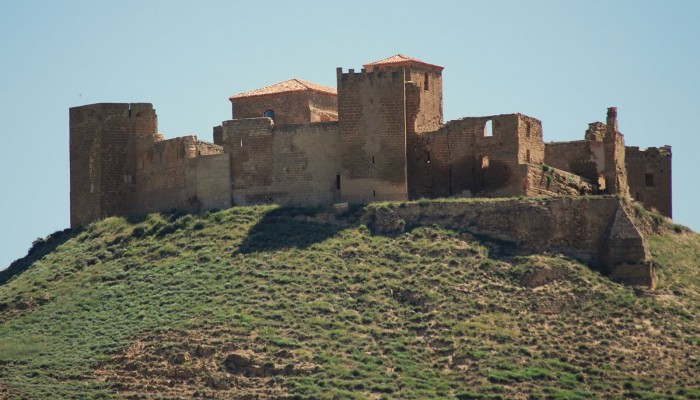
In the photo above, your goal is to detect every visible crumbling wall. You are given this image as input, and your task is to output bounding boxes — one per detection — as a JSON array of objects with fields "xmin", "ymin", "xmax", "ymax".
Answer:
[
  {"xmin": 517, "ymin": 115, "xmax": 544, "ymax": 164},
  {"xmin": 603, "ymin": 107, "xmax": 630, "ymax": 197},
  {"xmin": 407, "ymin": 118, "xmax": 477, "ymax": 199},
  {"xmin": 365, "ymin": 196, "xmax": 654, "ymax": 287},
  {"xmin": 525, "ymin": 165, "xmax": 595, "ymax": 196},
  {"xmin": 337, "ymin": 67, "xmax": 408, "ymax": 203},
  {"xmin": 407, "ymin": 113, "xmax": 544, "ymax": 200},
  {"xmin": 69, "ymin": 103, "xmax": 158, "ymax": 227},
  {"xmin": 473, "ymin": 115, "xmax": 518, "ymax": 195},
  {"xmin": 544, "ymin": 141, "xmax": 602, "ymax": 183},
  {"xmin": 544, "ymin": 108, "xmax": 634, "ymax": 197},
  {"xmin": 472, "ymin": 114, "xmax": 540, "ymax": 196},
  {"xmin": 406, "ymin": 67, "xmax": 443, "ymax": 133},
  {"xmin": 626, "ymin": 146, "xmax": 672, "ymax": 217},
  {"xmin": 602, "ymin": 205, "xmax": 655, "ymax": 287}
]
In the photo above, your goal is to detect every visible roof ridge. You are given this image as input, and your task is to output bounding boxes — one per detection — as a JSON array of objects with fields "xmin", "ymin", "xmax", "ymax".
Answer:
[
  {"xmin": 363, "ymin": 54, "xmax": 444, "ymax": 71},
  {"xmin": 230, "ymin": 78, "xmax": 336, "ymax": 100},
  {"xmin": 292, "ymin": 78, "xmax": 314, "ymax": 90}
]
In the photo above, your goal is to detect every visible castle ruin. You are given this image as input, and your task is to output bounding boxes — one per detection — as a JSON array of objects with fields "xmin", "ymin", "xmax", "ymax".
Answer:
[{"xmin": 69, "ymin": 54, "xmax": 672, "ymax": 228}]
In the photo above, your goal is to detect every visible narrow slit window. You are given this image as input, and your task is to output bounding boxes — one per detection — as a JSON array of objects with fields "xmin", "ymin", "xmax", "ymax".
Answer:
[
  {"xmin": 484, "ymin": 120, "xmax": 493, "ymax": 137},
  {"xmin": 336, "ymin": 174, "xmax": 341, "ymax": 190},
  {"xmin": 424, "ymin": 73, "xmax": 429, "ymax": 91}
]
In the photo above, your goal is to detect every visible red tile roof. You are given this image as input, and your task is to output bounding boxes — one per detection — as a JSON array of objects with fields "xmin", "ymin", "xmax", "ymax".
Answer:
[
  {"xmin": 230, "ymin": 78, "xmax": 337, "ymax": 100},
  {"xmin": 363, "ymin": 54, "xmax": 444, "ymax": 71}
]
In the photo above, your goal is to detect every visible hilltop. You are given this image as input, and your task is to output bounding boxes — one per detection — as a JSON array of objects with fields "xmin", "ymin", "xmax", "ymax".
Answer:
[{"xmin": 0, "ymin": 200, "xmax": 698, "ymax": 399}]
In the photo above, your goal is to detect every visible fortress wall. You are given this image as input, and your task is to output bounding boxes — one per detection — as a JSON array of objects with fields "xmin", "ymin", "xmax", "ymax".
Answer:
[
  {"xmin": 193, "ymin": 153, "xmax": 232, "ymax": 211},
  {"xmin": 406, "ymin": 68, "xmax": 443, "ymax": 133},
  {"xmin": 367, "ymin": 197, "xmax": 618, "ymax": 261},
  {"xmin": 131, "ymin": 137, "xmax": 229, "ymax": 215},
  {"xmin": 134, "ymin": 136, "xmax": 200, "ymax": 214},
  {"xmin": 218, "ymin": 118, "xmax": 274, "ymax": 205},
  {"xmin": 70, "ymin": 106, "xmax": 108, "ymax": 227},
  {"xmin": 407, "ymin": 114, "xmax": 544, "ymax": 200},
  {"xmin": 69, "ymin": 103, "xmax": 158, "ymax": 227},
  {"xmin": 518, "ymin": 115, "xmax": 544, "ymax": 164},
  {"xmin": 218, "ymin": 118, "xmax": 340, "ymax": 206},
  {"xmin": 626, "ymin": 146, "xmax": 672, "ymax": 217},
  {"xmin": 544, "ymin": 141, "xmax": 602, "ymax": 182},
  {"xmin": 365, "ymin": 196, "xmax": 654, "ymax": 287},
  {"xmin": 471, "ymin": 114, "xmax": 530, "ymax": 196},
  {"xmin": 269, "ymin": 122, "xmax": 341, "ymax": 205},
  {"xmin": 97, "ymin": 104, "xmax": 157, "ymax": 218},
  {"xmin": 407, "ymin": 117, "xmax": 477, "ymax": 199},
  {"xmin": 525, "ymin": 165, "xmax": 595, "ymax": 197},
  {"xmin": 232, "ymin": 92, "xmax": 311, "ymax": 125},
  {"xmin": 474, "ymin": 115, "xmax": 519, "ymax": 194},
  {"xmin": 337, "ymin": 67, "xmax": 408, "ymax": 203}
]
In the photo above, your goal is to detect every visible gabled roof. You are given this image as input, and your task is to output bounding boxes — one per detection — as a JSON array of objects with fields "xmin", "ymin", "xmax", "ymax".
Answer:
[
  {"xmin": 363, "ymin": 54, "xmax": 444, "ymax": 71},
  {"xmin": 230, "ymin": 78, "xmax": 337, "ymax": 100}
]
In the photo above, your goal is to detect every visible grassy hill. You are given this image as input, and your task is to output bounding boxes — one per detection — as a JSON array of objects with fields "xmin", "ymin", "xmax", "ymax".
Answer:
[{"xmin": 0, "ymin": 203, "xmax": 698, "ymax": 399}]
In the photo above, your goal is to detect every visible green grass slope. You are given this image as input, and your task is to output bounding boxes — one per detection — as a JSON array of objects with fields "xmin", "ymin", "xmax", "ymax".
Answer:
[{"xmin": 0, "ymin": 205, "xmax": 698, "ymax": 399}]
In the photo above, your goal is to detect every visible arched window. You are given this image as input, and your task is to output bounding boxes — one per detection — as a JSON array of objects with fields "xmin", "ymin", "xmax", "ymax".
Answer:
[{"xmin": 263, "ymin": 110, "xmax": 275, "ymax": 121}]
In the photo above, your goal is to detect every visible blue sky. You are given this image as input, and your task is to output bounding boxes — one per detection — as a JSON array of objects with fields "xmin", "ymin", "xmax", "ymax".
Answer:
[{"xmin": 1, "ymin": 0, "xmax": 698, "ymax": 269}]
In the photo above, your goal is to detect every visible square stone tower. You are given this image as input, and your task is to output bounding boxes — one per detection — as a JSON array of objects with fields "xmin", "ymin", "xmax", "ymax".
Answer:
[{"xmin": 337, "ymin": 55, "xmax": 444, "ymax": 203}]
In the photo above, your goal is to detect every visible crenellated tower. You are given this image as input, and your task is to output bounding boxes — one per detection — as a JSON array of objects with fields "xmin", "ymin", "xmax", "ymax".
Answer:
[{"xmin": 337, "ymin": 55, "xmax": 445, "ymax": 203}]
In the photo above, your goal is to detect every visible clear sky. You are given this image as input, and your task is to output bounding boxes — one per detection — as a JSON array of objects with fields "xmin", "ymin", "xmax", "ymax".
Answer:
[{"xmin": 1, "ymin": 0, "xmax": 699, "ymax": 270}]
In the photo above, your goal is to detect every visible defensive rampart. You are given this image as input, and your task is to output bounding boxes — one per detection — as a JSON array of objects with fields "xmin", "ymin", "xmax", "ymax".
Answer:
[{"xmin": 363, "ymin": 196, "xmax": 656, "ymax": 287}]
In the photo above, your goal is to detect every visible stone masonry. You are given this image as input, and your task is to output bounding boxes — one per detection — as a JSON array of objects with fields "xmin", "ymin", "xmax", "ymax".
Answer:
[{"xmin": 70, "ymin": 54, "xmax": 673, "ymax": 228}]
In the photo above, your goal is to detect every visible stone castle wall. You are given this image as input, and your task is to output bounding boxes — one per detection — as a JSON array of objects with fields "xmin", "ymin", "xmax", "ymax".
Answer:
[
  {"xmin": 544, "ymin": 140, "xmax": 602, "ymax": 183},
  {"xmin": 364, "ymin": 196, "xmax": 656, "ymax": 287},
  {"xmin": 132, "ymin": 136, "xmax": 229, "ymax": 215},
  {"xmin": 69, "ymin": 103, "xmax": 233, "ymax": 227},
  {"xmin": 337, "ymin": 68, "xmax": 409, "ymax": 203},
  {"xmin": 69, "ymin": 103, "xmax": 158, "ymax": 227},
  {"xmin": 216, "ymin": 118, "xmax": 341, "ymax": 206},
  {"xmin": 69, "ymin": 57, "xmax": 673, "ymax": 233},
  {"xmin": 407, "ymin": 114, "xmax": 546, "ymax": 200},
  {"xmin": 626, "ymin": 146, "xmax": 672, "ymax": 217}
]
